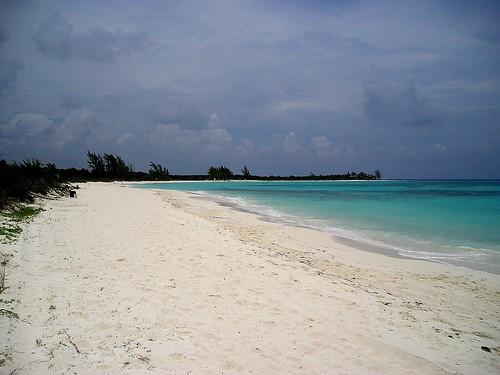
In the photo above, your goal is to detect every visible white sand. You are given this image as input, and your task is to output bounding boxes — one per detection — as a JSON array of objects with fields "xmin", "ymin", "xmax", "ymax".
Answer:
[{"xmin": 1, "ymin": 182, "xmax": 499, "ymax": 374}]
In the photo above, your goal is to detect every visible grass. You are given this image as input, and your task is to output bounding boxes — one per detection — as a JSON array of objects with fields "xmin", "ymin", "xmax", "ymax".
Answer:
[
  {"xmin": 0, "ymin": 225, "xmax": 22, "ymax": 242},
  {"xmin": 0, "ymin": 205, "xmax": 44, "ymax": 304},
  {"xmin": 0, "ymin": 253, "xmax": 12, "ymax": 294},
  {"xmin": 0, "ymin": 308, "xmax": 18, "ymax": 319},
  {"xmin": 0, "ymin": 205, "xmax": 44, "ymax": 244},
  {"xmin": 4, "ymin": 206, "xmax": 44, "ymax": 222},
  {"xmin": 0, "ymin": 253, "xmax": 14, "ymax": 333}
]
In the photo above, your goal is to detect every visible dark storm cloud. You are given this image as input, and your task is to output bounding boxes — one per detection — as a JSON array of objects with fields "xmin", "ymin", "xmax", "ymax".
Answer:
[
  {"xmin": 364, "ymin": 85, "xmax": 441, "ymax": 127},
  {"xmin": 32, "ymin": 13, "xmax": 147, "ymax": 62},
  {"xmin": 475, "ymin": 30, "xmax": 500, "ymax": 45},
  {"xmin": 0, "ymin": 59, "xmax": 24, "ymax": 98},
  {"xmin": 0, "ymin": 26, "xmax": 7, "ymax": 44},
  {"xmin": 1, "ymin": 0, "xmax": 500, "ymax": 177},
  {"xmin": 32, "ymin": 14, "xmax": 72, "ymax": 59},
  {"xmin": 0, "ymin": 113, "xmax": 54, "ymax": 140},
  {"xmin": 289, "ymin": 29, "xmax": 373, "ymax": 55}
]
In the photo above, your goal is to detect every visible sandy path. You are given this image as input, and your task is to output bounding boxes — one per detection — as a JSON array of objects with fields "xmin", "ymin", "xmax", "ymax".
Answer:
[{"xmin": 1, "ymin": 182, "xmax": 499, "ymax": 374}]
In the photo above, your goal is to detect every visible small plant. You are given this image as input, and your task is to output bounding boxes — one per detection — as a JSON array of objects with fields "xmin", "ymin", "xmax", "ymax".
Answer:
[
  {"xmin": 0, "ymin": 225, "xmax": 22, "ymax": 243},
  {"xmin": 0, "ymin": 253, "xmax": 11, "ymax": 294},
  {"xmin": 0, "ymin": 308, "xmax": 18, "ymax": 319},
  {"xmin": 0, "ymin": 205, "xmax": 43, "ymax": 244},
  {"xmin": 5, "ymin": 206, "xmax": 44, "ymax": 222}
]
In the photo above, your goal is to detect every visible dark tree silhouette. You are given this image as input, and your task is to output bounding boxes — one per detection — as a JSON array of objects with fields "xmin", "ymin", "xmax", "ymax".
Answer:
[
  {"xmin": 103, "ymin": 153, "xmax": 118, "ymax": 176},
  {"xmin": 241, "ymin": 165, "xmax": 251, "ymax": 178},
  {"xmin": 86, "ymin": 151, "xmax": 105, "ymax": 176},
  {"xmin": 149, "ymin": 162, "xmax": 170, "ymax": 180},
  {"xmin": 0, "ymin": 159, "xmax": 70, "ymax": 208},
  {"xmin": 103, "ymin": 154, "xmax": 129, "ymax": 177},
  {"xmin": 208, "ymin": 166, "xmax": 233, "ymax": 180},
  {"xmin": 87, "ymin": 151, "xmax": 131, "ymax": 178}
]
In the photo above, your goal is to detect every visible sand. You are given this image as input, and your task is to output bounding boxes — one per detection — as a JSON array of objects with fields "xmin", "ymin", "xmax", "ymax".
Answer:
[{"xmin": 1, "ymin": 182, "xmax": 499, "ymax": 374}]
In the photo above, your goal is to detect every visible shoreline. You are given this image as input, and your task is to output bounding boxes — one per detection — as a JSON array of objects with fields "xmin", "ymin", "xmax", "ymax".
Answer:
[
  {"xmin": 145, "ymin": 186, "xmax": 500, "ymax": 276},
  {"xmin": 158, "ymin": 188, "xmax": 499, "ymax": 280},
  {"xmin": 2, "ymin": 182, "xmax": 499, "ymax": 374}
]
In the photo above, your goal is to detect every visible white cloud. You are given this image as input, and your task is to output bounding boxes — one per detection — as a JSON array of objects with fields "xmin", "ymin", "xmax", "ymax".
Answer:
[
  {"xmin": 311, "ymin": 135, "xmax": 338, "ymax": 158},
  {"xmin": 117, "ymin": 132, "xmax": 134, "ymax": 145},
  {"xmin": 207, "ymin": 113, "xmax": 219, "ymax": 128},
  {"xmin": 283, "ymin": 131, "xmax": 307, "ymax": 155},
  {"xmin": 152, "ymin": 123, "xmax": 234, "ymax": 156},
  {"xmin": 235, "ymin": 138, "xmax": 255, "ymax": 157},
  {"xmin": 208, "ymin": 127, "xmax": 232, "ymax": 145}
]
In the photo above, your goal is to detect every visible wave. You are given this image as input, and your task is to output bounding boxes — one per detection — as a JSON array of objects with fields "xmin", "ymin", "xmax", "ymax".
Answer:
[{"xmin": 190, "ymin": 190, "xmax": 500, "ymax": 274}]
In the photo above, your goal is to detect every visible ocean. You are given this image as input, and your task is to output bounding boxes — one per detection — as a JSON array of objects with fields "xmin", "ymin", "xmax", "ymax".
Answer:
[{"xmin": 137, "ymin": 180, "xmax": 500, "ymax": 274}]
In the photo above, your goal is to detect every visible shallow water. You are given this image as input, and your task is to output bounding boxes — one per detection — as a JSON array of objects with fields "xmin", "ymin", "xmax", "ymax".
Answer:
[{"xmin": 137, "ymin": 180, "xmax": 500, "ymax": 273}]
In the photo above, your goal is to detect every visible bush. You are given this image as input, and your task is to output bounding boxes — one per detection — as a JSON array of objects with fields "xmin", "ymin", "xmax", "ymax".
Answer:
[{"xmin": 0, "ymin": 159, "xmax": 70, "ymax": 209}]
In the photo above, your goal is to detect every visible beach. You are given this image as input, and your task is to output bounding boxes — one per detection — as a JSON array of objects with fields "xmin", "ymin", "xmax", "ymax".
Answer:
[{"xmin": 1, "ymin": 182, "xmax": 499, "ymax": 374}]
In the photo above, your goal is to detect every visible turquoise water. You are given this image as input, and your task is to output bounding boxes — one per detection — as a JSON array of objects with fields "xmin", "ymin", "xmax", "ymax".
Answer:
[{"xmin": 137, "ymin": 180, "xmax": 500, "ymax": 273}]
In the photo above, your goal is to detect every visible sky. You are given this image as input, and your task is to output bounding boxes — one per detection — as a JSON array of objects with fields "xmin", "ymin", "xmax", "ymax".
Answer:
[{"xmin": 0, "ymin": 0, "xmax": 499, "ymax": 178}]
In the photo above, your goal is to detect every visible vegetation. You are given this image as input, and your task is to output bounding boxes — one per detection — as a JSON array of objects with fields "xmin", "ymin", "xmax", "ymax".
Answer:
[
  {"xmin": 241, "ymin": 165, "xmax": 251, "ymax": 178},
  {"xmin": 148, "ymin": 162, "xmax": 170, "ymax": 180},
  {"xmin": 4, "ymin": 206, "xmax": 44, "ymax": 222},
  {"xmin": 208, "ymin": 166, "xmax": 234, "ymax": 180},
  {"xmin": 0, "ymin": 254, "xmax": 11, "ymax": 294},
  {"xmin": 0, "ymin": 205, "xmax": 44, "ymax": 243},
  {"xmin": 0, "ymin": 159, "xmax": 72, "ymax": 209},
  {"xmin": 87, "ymin": 151, "xmax": 131, "ymax": 179},
  {"xmin": 86, "ymin": 151, "xmax": 105, "ymax": 177},
  {"xmin": 0, "ymin": 204, "xmax": 44, "ymax": 319},
  {"xmin": 0, "ymin": 225, "xmax": 21, "ymax": 243},
  {"xmin": 1, "ymin": 152, "xmax": 382, "ymax": 208}
]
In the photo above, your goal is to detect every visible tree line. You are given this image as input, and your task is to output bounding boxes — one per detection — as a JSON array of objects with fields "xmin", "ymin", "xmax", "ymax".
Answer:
[
  {"xmin": 0, "ymin": 159, "xmax": 71, "ymax": 209},
  {"xmin": 1, "ymin": 151, "xmax": 381, "ymax": 208}
]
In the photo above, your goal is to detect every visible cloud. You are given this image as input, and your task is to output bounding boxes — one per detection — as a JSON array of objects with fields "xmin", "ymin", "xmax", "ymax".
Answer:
[
  {"xmin": 0, "ymin": 59, "xmax": 24, "ymax": 98},
  {"xmin": 0, "ymin": 26, "xmax": 7, "ymax": 44},
  {"xmin": 32, "ymin": 13, "xmax": 147, "ymax": 62},
  {"xmin": 0, "ymin": 109, "xmax": 100, "ymax": 165},
  {"xmin": 283, "ymin": 131, "xmax": 308, "ymax": 155},
  {"xmin": 32, "ymin": 14, "xmax": 73, "ymax": 59},
  {"xmin": 1, "ymin": 1, "xmax": 499, "ymax": 177},
  {"xmin": 54, "ymin": 108, "xmax": 97, "ymax": 147},
  {"xmin": 208, "ymin": 127, "xmax": 232, "ymax": 147},
  {"xmin": 148, "ymin": 97, "xmax": 209, "ymax": 130},
  {"xmin": 207, "ymin": 113, "xmax": 219, "ymax": 128},
  {"xmin": 0, "ymin": 109, "xmax": 97, "ymax": 147},
  {"xmin": 475, "ymin": 29, "xmax": 500, "ymax": 45},
  {"xmin": 235, "ymin": 139, "xmax": 255, "ymax": 158},
  {"xmin": 257, "ymin": 28, "xmax": 373, "ymax": 57},
  {"xmin": 291, "ymin": 29, "xmax": 373, "ymax": 54},
  {"xmin": 272, "ymin": 101, "xmax": 330, "ymax": 113},
  {"xmin": 311, "ymin": 135, "xmax": 338, "ymax": 158},
  {"xmin": 73, "ymin": 28, "xmax": 147, "ymax": 63},
  {"xmin": 152, "ymin": 122, "xmax": 234, "ymax": 160},
  {"xmin": 0, "ymin": 113, "xmax": 53, "ymax": 138},
  {"xmin": 433, "ymin": 142, "xmax": 447, "ymax": 153},
  {"xmin": 117, "ymin": 132, "xmax": 134, "ymax": 145},
  {"xmin": 364, "ymin": 85, "xmax": 441, "ymax": 127}
]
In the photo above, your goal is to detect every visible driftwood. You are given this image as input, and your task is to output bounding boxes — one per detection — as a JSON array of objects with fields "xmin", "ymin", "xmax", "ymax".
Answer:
[{"xmin": 63, "ymin": 329, "xmax": 81, "ymax": 354}]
